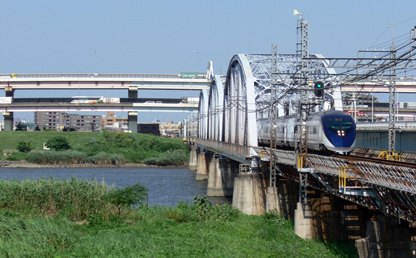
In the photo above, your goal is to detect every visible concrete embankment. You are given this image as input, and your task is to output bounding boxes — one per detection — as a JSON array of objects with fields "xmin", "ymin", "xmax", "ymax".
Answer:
[
  {"xmin": 0, "ymin": 160, "xmax": 186, "ymax": 169},
  {"xmin": 0, "ymin": 160, "xmax": 52, "ymax": 168}
]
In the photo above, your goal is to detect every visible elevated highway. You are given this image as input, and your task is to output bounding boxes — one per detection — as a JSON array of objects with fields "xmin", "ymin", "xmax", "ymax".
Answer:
[
  {"xmin": 0, "ymin": 98, "xmax": 199, "ymax": 112},
  {"xmin": 0, "ymin": 73, "xmax": 211, "ymax": 90},
  {"xmin": 0, "ymin": 73, "xmax": 208, "ymax": 130},
  {"xmin": 341, "ymin": 79, "xmax": 416, "ymax": 93}
]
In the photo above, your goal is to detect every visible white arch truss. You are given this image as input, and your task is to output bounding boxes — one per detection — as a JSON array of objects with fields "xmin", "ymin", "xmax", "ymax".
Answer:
[
  {"xmin": 207, "ymin": 75, "xmax": 224, "ymax": 141},
  {"xmin": 198, "ymin": 89, "xmax": 209, "ymax": 139},
  {"xmin": 198, "ymin": 53, "xmax": 336, "ymax": 147},
  {"xmin": 223, "ymin": 54, "xmax": 257, "ymax": 147}
]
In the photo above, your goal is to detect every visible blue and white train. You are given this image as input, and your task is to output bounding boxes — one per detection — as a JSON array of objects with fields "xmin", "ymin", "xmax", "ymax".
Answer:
[{"xmin": 257, "ymin": 110, "xmax": 356, "ymax": 154}]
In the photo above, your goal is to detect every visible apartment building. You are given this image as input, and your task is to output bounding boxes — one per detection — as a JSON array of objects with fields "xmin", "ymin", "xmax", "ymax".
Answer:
[{"xmin": 34, "ymin": 112, "xmax": 103, "ymax": 131}]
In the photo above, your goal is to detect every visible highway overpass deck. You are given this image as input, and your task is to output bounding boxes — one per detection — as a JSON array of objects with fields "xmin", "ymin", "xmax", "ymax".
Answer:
[
  {"xmin": 0, "ymin": 73, "xmax": 211, "ymax": 90},
  {"xmin": 0, "ymin": 98, "xmax": 199, "ymax": 112}
]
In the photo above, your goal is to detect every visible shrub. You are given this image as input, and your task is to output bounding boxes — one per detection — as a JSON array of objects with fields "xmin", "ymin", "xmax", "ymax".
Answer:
[
  {"xmin": 17, "ymin": 141, "xmax": 32, "ymax": 153},
  {"xmin": 106, "ymin": 183, "xmax": 148, "ymax": 216},
  {"xmin": 27, "ymin": 150, "xmax": 87, "ymax": 164},
  {"xmin": 169, "ymin": 195, "xmax": 240, "ymax": 223},
  {"xmin": 6, "ymin": 152, "xmax": 28, "ymax": 161},
  {"xmin": 46, "ymin": 136, "xmax": 71, "ymax": 151},
  {"xmin": 86, "ymin": 152, "xmax": 125, "ymax": 165},
  {"xmin": 143, "ymin": 149, "xmax": 189, "ymax": 166}
]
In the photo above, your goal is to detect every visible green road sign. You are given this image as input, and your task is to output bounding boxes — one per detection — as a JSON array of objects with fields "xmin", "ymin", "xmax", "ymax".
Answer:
[{"xmin": 181, "ymin": 72, "xmax": 198, "ymax": 79}]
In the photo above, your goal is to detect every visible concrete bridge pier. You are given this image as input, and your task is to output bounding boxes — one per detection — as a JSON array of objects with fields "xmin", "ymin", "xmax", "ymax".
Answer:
[
  {"xmin": 266, "ymin": 187, "xmax": 280, "ymax": 214},
  {"xmin": 128, "ymin": 112, "xmax": 138, "ymax": 133},
  {"xmin": 232, "ymin": 162, "xmax": 266, "ymax": 215},
  {"xmin": 207, "ymin": 155, "xmax": 238, "ymax": 197},
  {"xmin": 355, "ymin": 214, "xmax": 416, "ymax": 258},
  {"xmin": 188, "ymin": 144, "xmax": 198, "ymax": 171},
  {"xmin": 196, "ymin": 150, "xmax": 210, "ymax": 180},
  {"xmin": 2, "ymin": 112, "xmax": 13, "ymax": 131},
  {"xmin": 294, "ymin": 202, "xmax": 315, "ymax": 239}
]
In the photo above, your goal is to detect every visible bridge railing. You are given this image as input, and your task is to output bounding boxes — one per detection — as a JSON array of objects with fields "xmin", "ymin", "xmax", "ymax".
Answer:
[
  {"xmin": 194, "ymin": 138, "xmax": 251, "ymax": 159},
  {"xmin": 0, "ymin": 73, "xmax": 208, "ymax": 80}
]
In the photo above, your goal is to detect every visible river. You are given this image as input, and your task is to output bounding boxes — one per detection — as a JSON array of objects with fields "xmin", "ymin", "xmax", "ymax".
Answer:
[{"xmin": 0, "ymin": 167, "xmax": 228, "ymax": 206}]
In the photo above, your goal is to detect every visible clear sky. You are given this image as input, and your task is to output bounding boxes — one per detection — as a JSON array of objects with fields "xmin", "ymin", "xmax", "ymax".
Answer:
[{"xmin": 1, "ymin": 0, "xmax": 416, "ymax": 122}]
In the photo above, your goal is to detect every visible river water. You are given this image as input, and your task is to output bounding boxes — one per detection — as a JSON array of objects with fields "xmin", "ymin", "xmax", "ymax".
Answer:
[{"xmin": 0, "ymin": 167, "xmax": 227, "ymax": 207}]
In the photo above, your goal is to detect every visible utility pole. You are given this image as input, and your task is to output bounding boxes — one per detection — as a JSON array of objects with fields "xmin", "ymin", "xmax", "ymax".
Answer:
[
  {"xmin": 388, "ymin": 43, "xmax": 397, "ymax": 152},
  {"xmin": 297, "ymin": 14, "xmax": 310, "ymax": 156},
  {"xmin": 270, "ymin": 43, "xmax": 279, "ymax": 188},
  {"xmin": 295, "ymin": 11, "xmax": 310, "ymax": 205}
]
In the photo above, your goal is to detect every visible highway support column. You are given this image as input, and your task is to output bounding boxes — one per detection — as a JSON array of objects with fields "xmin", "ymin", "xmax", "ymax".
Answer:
[
  {"xmin": 196, "ymin": 150, "xmax": 210, "ymax": 180},
  {"xmin": 5, "ymin": 86, "xmax": 14, "ymax": 98},
  {"xmin": 232, "ymin": 157, "xmax": 266, "ymax": 215},
  {"xmin": 128, "ymin": 86, "xmax": 138, "ymax": 99},
  {"xmin": 207, "ymin": 154, "xmax": 237, "ymax": 197},
  {"xmin": 2, "ymin": 112, "xmax": 13, "ymax": 131},
  {"xmin": 189, "ymin": 144, "xmax": 198, "ymax": 171},
  {"xmin": 128, "ymin": 112, "xmax": 138, "ymax": 133}
]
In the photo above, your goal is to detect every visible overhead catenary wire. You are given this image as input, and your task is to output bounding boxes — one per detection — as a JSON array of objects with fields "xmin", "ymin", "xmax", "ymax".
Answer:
[{"xmin": 189, "ymin": 26, "xmax": 416, "ymax": 132}]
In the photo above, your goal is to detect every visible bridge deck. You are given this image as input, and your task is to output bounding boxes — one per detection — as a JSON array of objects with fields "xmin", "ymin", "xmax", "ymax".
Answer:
[
  {"xmin": 194, "ymin": 138, "xmax": 416, "ymax": 222},
  {"xmin": 0, "ymin": 98, "xmax": 198, "ymax": 112}
]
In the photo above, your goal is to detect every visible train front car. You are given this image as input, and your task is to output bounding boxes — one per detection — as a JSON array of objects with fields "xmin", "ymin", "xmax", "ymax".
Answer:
[{"xmin": 320, "ymin": 111, "xmax": 356, "ymax": 154}]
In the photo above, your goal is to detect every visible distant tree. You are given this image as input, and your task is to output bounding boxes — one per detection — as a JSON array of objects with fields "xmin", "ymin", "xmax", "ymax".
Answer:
[
  {"xmin": 17, "ymin": 141, "xmax": 32, "ymax": 153},
  {"xmin": 15, "ymin": 122, "xmax": 24, "ymax": 131},
  {"xmin": 35, "ymin": 125, "xmax": 40, "ymax": 131},
  {"xmin": 46, "ymin": 136, "xmax": 71, "ymax": 151}
]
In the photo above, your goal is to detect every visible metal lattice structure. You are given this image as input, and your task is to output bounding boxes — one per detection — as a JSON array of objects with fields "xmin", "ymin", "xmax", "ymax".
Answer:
[
  {"xmin": 189, "ymin": 21, "xmax": 416, "ymax": 223},
  {"xmin": 389, "ymin": 45, "xmax": 397, "ymax": 151},
  {"xmin": 269, "ymin": 44, "xmax": 279, "ymax": 188}
]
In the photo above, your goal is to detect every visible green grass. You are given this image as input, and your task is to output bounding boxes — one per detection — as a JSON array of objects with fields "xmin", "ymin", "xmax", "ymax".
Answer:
[
  {"xmin": 0, "ymin": 189, "xmax": 357, "ymax": 258},
  {"xmin": 0, "ymin": 131, "xmax": 101, "ymax": 151},
  {"xmin": 0, "ymin": 131, "xmax": 189, "ymax": 165}
]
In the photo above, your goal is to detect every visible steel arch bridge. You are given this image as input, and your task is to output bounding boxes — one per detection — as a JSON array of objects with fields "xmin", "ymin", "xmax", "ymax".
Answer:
[{"xmin": 195, "ymin": 53, "xmax": 337, "ymax": 148}]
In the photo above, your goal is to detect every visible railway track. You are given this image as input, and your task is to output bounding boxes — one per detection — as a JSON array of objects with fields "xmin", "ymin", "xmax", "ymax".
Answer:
[{"xmin": 332, "ymin": 153, "xmax": 416, "ymax": 169}]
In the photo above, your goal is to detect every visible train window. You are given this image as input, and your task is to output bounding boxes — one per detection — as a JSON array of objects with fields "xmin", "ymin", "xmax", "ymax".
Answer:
[{"xmin": 322, "ymin": 116, "xmax": 354, "ymax": 130}]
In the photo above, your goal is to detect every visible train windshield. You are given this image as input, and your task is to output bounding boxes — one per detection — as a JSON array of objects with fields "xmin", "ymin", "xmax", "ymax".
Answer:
[{"xmin": 322, "ymin": 115, "xmax": 354, "ymax": 130}]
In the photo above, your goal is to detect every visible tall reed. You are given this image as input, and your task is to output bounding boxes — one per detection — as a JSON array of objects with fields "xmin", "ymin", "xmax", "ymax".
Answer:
[
  {"xmin": 0, "ymin": 177, "xmax": 113, "ymax": 220},
  {"xmin": 27, "ymin": 150, "xmax": 87, "ymax": 164}
]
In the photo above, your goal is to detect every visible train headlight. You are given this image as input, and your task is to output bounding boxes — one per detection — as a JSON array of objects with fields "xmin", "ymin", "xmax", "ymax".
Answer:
[{"xmin": 337, "ymin": 130, "xmax": 345, "ymax": 136}]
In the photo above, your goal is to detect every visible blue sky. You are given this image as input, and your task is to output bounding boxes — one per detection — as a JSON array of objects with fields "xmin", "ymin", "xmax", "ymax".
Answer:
[{"xmin": 1, "ymin": 0, "xmax": 416, "ymax": 122}]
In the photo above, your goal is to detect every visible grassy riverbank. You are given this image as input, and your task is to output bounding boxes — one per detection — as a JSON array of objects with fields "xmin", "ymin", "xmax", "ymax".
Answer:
[
  {"xmin": 0, "ymin": 178, "xmax": 356, "ymax": 257},
  {"xmin": 0, "ymin": 131, "xmax": 189, "ymax": 166}
]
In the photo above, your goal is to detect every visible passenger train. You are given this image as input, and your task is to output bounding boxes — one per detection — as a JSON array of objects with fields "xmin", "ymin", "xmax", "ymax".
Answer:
[{"xmin": 257, "ymin": 110, "xmax": 356, "ymax": 154}]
